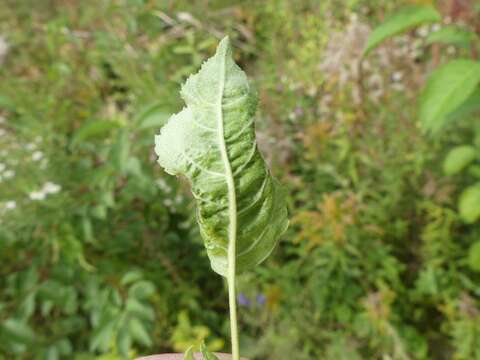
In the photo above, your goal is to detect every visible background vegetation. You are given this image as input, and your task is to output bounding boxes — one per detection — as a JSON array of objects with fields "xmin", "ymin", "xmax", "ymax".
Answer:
[{"xmin": 1, "ymin": 0, "xmax": 480, "ymax": 359}]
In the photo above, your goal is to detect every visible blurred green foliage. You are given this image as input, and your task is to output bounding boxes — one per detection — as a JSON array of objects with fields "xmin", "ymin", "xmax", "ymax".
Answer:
[{"xmin": 0, "ymin": 0, "xmax": 480, "ymax": 359}]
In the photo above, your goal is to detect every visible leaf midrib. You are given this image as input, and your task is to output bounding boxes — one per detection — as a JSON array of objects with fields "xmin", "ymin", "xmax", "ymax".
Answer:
[
  {"xmin": 216, "ymin": 39, "xmax": 240, "ymax": 360},
  {"xmin": 216, "ymin": 43, "xmax": 237, "ymax": 272}
]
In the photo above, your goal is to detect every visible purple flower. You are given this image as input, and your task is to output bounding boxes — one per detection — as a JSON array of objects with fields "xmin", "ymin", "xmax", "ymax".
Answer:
[
  {"xmin": 256, "ymin": 294, "xmax": 266, "ymax": 306},
  {"xmin": 237, "ymin": 293, "xmax": 251, "ymax": 307},
  {"xmin": 294, "ymin": 107, "xmax": 304, "ymax": 117}
]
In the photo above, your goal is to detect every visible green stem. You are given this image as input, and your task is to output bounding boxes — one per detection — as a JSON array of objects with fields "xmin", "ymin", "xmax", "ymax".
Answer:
[{"xmin": 228, "ymin": 259, "xmax": 240, "ymax": 360}]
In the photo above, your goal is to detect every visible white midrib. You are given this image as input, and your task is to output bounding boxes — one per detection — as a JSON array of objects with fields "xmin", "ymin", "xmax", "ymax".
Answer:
[{"xmin": 216, "ymin": 46, "xmax": 240, "ymax": 360}]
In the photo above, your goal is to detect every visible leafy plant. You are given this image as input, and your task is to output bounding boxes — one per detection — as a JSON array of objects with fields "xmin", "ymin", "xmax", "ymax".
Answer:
[
  {"xmin": 154, "ymin": 37, "xmax": 288, "ymax": 360},
  {"xmin": 420, "ymin": 60, "xmax": 480, "ymax": 133},
  {"xmin": 425, "ymin": 25, "xmax": 478, "ymax": 48},
  {"xmin": 364, "ymin": 2, "xmax": 480, "ymax": 226},
  {"xmin": 363, "ymin": 4, "xmax": 441, "ymax": 56},
  {"xmin": 443, "ymin": 145, "xmax": 477, "ymax": 176}
]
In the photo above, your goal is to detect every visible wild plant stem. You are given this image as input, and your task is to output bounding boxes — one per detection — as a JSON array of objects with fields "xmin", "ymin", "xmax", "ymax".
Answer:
[{"xmin": 228, "ymin": 262, "xmax": 240, "ymax": 360}]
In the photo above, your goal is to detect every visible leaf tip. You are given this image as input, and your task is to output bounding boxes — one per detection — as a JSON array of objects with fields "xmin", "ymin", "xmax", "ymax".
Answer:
[{"xmin": 216, "ymin": 35, "xmax": 232, "ymax": 56}]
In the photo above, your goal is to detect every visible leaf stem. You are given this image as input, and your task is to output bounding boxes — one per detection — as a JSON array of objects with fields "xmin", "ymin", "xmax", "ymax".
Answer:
[{"xmin": 228, "ymin": 263, "xmax": 240, "ymax": 360}]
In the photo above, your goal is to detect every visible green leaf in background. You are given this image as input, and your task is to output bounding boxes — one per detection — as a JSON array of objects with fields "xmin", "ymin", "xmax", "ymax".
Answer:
[
  {"xmin": 128, "ymin": 317, "xmax": 152, "ymax": 347},
  {"xmin": 443, "ymin": 145, "xmax": 477, "ymax": 175},
  {"xmin": 45, "ymin": 345, "xmax": 59, "ymax": 360},
  {"xmin": 183, "ymin": 346, "xmax": 195, "ymax": 360},
  {"xmin": 128, "ymin": 280, "xmax": 156, "ymax": 299},
  {"xmin": 72, "ymin": 120, "xmax": 121, "ymax": 145},
  {"xmin": 116, "ymin": 324, "xmax": 132, "ymax": 357},
  {"xmin": 154, "ymin": 37, "xmax": 289, "ymax": 276},
  {"xmin": 125, "ymin": 298, "xmax": 155, "ymax": 321},
  {"xmin": 425, "ymin": 26, "xmax": 477, "ymax": 48},
  {"xmin": 0, "ymin": 318, "xmax": 36, "ymax": 345},
  {"xmin": 468, "ymin": 241, "xmax": 480, "ymax": 272},
  {"xmin": 363, "ymin": 5, "xmax": 441, "ymax": 56},
  {"xmin": 445, "ymin": 88, "xmax": 480, "ymax": 125},
  {"xmin": 200, "ymin": 342, "xmax": 220, "ymax": 360},
  {"xmin": 136, "ymin": 102, "xmax": 170, "ymax": 130},
  {"xmin": 420, "ymin": 60, "xmax": 480, "ymax": 133},
  {"xmin": 89, "ymin": 318, "xmax": 117, "ymax": 352},
  {"xmin": 121, "ymin": 270, "xmax": 144, "ymax": 285},
  {"xmin": 0, "ymin": 95, "xmax": 15, "ymax": 111},
  {"xmin": 111, "ymin": 130, "xmax": 130, "ymax": 174},
  {"xmin": 459, "ymin": 184, "xmax": 480, "ymax": 223}
]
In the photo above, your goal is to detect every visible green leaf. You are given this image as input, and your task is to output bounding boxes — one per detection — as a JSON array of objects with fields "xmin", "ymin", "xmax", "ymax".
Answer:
[
  {"xmin": 117, "ymin": 324, "xmax": 132, "ymax": 357},
  {"xmin": 1, "ymin": 318, "xmax": 36, "ymax": 344},
  {"xmin": 128, "ymin": 318, "xmax": 152, "ymax": 347},
  {"xmin": 200, "ymin": 343, "xmax": 220, "ymax": 360},
  {"xmin": 72, "ymin": 120, "xmax": 120, "ymax": 145},
  {"xmin": 45, "ymin": 345, "xmax": 59, "ymax": 360},
  {"xmin": 111, "ymin": 130, "xmax": 130, "ymax": 174},
  {"xmin": 136, "ymin": 102, "xmax": 170, "ymax": 130},
  {"xmin": 125, "ymin": 298, "xmax": 155, "ymax": 321},
  {"xmin": 183, "ymin": 346, "xmax": 195, "ymax": 360},
  {"xmin": 425, "ymin": 26, "xmax": 477, "ymax": 48},
  {"xmin": 56, "ymin": 339, "xmax": 72, "ymax": 355},
  {"xmin": 154, "ymin": 37, "xmax": 289, "ymax": 276},
  {"xmin": 443, "ymin": 145, "xmax": 477, "ymax": 175},
  {"xmin": 459, "ymin": 184, "xmax": 480, "ymax": 223},
  {"xmin": 128, "ymin": 280, "xmax": 156, "ymax": 299},
  {"xmin": 121, "ymin": 270, "xmax": 144, "ymax": 285},
  {"xmin": 444, "ymin": 87, "xmax": 480, "ymax": 124},
  {"xmin": 363, "ymin": 5, "xmax": 441, "ymax": 56},
  {"xmin": 91, "ymin": 204, "xmax": 107, "ymax": 220},
  {"xmin": 468, "ymin": 241, "xmax": 480, "ymax": 272},
  {"xmin": 89, "ymin": 318, "xmax": 116, "ymax": 352},
  {"xmin": 0, "ymin": 95, "xmax": 15, "ymax": 110},
  {"xmin": 420, "ymin": 60, "xmax": 480, "ymax": 133}
]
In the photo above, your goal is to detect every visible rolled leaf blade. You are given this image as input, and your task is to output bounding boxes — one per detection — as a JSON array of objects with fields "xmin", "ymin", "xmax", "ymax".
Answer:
[{"xmin": 154, "ymin": 37, "xmax": 288, "ymax": 276}]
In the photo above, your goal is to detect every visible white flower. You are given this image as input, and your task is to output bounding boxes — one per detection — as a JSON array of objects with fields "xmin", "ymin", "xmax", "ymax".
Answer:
[
  {"xmin": 156, "ymin": 179, "xmax": 172, "ymax": 193},
  {"xmin": 392, "ymin": 71, "xmax": 403, "ymax": 82},
  {"xmin": 447, "ymin": 46, "xmax": 456, "ymax": 55},
  {"xmin": 0, "ymin": 36, "xmax": 8, "ymax": 65},
  {"xmin": 32, "ymin": 151, "xmax": 44, "ymax": 161},
  {"xmin": 416, "ymin": 26, "xmax": 429, "ymax": 38},
  {"xmin": 43, "ymin": 182, "xmax": 61, "ymax": 194},
  {"xmin": 5, "ymin": 201, "xmax": 16, "ymax": 210},
  {"xmin": 3, "ymin": 169, "xmax": 14, "ymax": 179},
  {"xmin": 29, "ymin": 191, "xmax": 46, "ymax": 201}
]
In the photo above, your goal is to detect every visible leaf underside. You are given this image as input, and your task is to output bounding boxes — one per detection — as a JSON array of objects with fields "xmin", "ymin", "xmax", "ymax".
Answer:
[{"xmin": 155, "ymin": 37, "xmax": 288, "ymax": 276}]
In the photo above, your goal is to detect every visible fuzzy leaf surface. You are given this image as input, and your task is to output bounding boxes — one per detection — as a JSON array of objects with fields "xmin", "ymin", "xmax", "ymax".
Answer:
[{"xmin": 155, "ymin": 37, "xmax": 288, "ymax": 276}]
